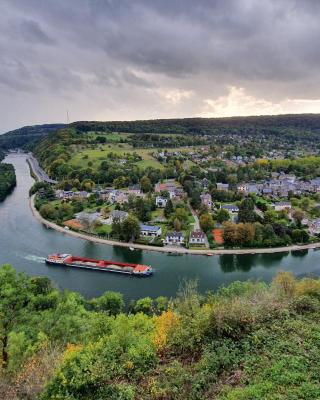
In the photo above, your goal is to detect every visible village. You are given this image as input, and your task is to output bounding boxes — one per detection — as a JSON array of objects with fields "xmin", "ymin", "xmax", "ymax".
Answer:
[
  {"xmin": 30, "ymin": 123, "xmax": 320, "ymax": 250},
  {"xmin": 44, "ymin": 167, "xmax": 320, "ymax": 249}
]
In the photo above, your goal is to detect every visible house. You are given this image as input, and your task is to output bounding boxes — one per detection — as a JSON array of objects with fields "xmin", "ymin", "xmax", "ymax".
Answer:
[
  {"xmin": 156, "ymin": 196, "xmax": 168, "ymax": 208},
  {"xmin": 155, "ymin": 180, "xmax": 179, "ymax": 193},
  {"xmin": 140, "ymin": 224, "xmax": 162, "ymax": 237},
  {"xmin": 221, "ymin": 204, "xmax": 239, "ymax": 213},
  {"xmin": 75, "ymin": 211, "xmax": 101, "ymax": 224},
  {"xmin": 76, "ymin": 191, "xmax": 89, "ymax": 199},
  {"xmin": 309, "ymin": 219, "xmax": 320, "ymax": 235},
  {"xmin": 273, "ymin": 201, "xmax": 292, "ymax": 212},
  {"xmin": 262, "ymin": 188, "xmax": 273, "ymax": 197},
  {"xmin": 200, "ymin": 193, "xmax": 212, "ymax": 208},
  {"xmin": 189, "ymin": 230, "xmax": 205, "ymax": 245},
  {"xmin": 128, "ymin": 184, "xmax": 142, "ymax": 196},
  {"xmin": 217, "ymin": 183, "xmax": 229, "ymax": 191},
  {"xmin": 109, "ymin": 210, "xmax": 128, "ymax": 223},
  {"xmin": 165, "ymin": 231, "xmax": 184, "ymax": 245}
]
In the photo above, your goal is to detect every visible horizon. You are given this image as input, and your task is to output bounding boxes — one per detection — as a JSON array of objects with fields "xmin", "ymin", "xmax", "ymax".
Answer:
[
  {"xmin": 3, "ymin": 111, "xmax": 320, "ymax": 135},
  {"xmin": 1, "ymin": 1, "xmax": 320, "ymax": 131}
]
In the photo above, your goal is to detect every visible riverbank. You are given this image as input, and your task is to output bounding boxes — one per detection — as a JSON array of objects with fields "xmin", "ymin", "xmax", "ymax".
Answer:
[{"xmin": 30, "ymin": 195, "xmax": 320, "ymax": 256}]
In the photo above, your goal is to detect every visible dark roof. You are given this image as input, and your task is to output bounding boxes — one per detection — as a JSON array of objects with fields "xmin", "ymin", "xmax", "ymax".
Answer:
[{"xmin": 190, "ymin": 230, "xmax": 205, "ymax": 239}]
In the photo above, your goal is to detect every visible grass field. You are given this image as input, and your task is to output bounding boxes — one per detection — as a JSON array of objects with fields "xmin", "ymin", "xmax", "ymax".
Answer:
[{"xmin": 70, "ymin": 143, "xmax": 165, "ymax": 170}]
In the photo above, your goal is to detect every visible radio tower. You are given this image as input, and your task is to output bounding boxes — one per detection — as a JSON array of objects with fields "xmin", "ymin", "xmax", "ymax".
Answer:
[{"xmin": 66, "ymin": 109, "xmax": 70, "ymax": 124}]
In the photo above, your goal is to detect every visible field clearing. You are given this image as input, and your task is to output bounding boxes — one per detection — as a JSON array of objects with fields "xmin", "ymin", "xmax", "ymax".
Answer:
[
  {"xmin": 89, "ymin": 132, "xmax": 131, "ymax": 142},
  {"xmin": 70, "ymin": 144, "xmax": 200, "ymax": 171},
  {"xmin": 70, "ymin": 144, "xmax": 163, "ymax": 170}
]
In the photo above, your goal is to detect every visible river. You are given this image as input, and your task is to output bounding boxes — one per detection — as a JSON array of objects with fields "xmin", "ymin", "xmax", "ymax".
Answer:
[{"xmin": 1, "ymin": 153, "xmax": 320, "ymax": 301}]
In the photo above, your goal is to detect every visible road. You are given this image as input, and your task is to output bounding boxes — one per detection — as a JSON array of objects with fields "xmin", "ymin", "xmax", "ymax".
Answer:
[{"xmin": 27, "ymin": 154, "xmax": 57, "ymax": 184}]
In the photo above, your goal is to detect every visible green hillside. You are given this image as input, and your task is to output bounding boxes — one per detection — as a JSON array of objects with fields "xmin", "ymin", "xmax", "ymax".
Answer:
[{"xmin": 1, "ymin": 265, "xmax": 320, "ymax": 399}]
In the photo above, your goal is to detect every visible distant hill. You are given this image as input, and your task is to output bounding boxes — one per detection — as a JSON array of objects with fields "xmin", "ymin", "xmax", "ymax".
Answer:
[
  {"xmin": 2, "ymin": 113, "xmax": 320, "ymax": 151},
  {"xmin": 0, "ymin": 123, "xmax": 66, "ymax": 150},
  {"xmin": 72, "ymin": 114, "xmax": 320, "ymax": 137}
]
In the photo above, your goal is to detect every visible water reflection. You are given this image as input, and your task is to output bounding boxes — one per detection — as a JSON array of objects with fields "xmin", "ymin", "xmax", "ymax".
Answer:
[
  {"xmin": 259, "ymin": 252, "xmax": 289, "ymax": 267},
  {"xmin": 219, "ymin": 254, "xmax": 257, "ymax": 272},
  {"xmin": 291, "ymin": 249, "xmax": 309, "ymax": 258}
]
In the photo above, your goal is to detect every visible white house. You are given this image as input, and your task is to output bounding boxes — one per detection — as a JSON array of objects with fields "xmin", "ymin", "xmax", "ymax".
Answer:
[
  {"xmin": 156, "ymin": 196, "xmax": 168, "ymax": 208},
  {"xmin": 221, "ymin": 204, "xmax": 239, "ymax": 213},
  {"xmin": 140, "ymin": 224, "xmax": 162, "ymax": 237},
  {"xmin": 165, "ymin": 231, "xmax": 184, "ymax": 245},
  {"xmin": 189, "ymin": 230, "xmax": 205, "ymax": 245}
]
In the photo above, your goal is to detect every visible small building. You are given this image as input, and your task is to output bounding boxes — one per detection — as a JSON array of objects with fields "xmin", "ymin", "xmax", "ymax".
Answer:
[
  {"xmin": 75, "ymin": 211, "xmax": 101, "ymax": 224},
  {"xmin": 156, "ymin": 196, "xmax": 168, "ymax": 208},
  {"xmin": 110, "ymin": 210, "xmax": 128, "ymax": 223},
  {"xmin": 165, "ymin": 231, "xmax": 184, "ymax": 245},
  {"xmin": 217, "ymin": 183, "xmax": 229, "ymax": 191},
  {"xmin": 128, "ymin": 184, "xmax": 142, "ymax": 196},
  {"xmin": 140, "ymin": 224, "xmax": 162, "ymax": 237},
  {"xmin": 221, "ymin": 204, "xmax": 239, "ymax": 213},
  {"xmin": 273, "ymin": 201, "xmax": 292, "ymax": 212},
  {"xmin": 189, "ymin": 230, "xmax": 205, "ymax": 245},
  {"xmin": 200, "ymin": 193, "xmax": 212, "ymax": 208}
]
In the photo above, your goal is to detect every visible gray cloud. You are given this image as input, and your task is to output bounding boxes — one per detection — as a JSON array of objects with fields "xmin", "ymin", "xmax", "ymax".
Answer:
[{"xmin": 1, "ymin": 0, "xmax": 320, "ymax": 132}]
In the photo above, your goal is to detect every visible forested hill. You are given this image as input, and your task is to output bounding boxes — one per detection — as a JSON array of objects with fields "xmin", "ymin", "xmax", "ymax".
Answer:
[
  {"xmin": 2, "ymin": 114, "xmax": 320, "ymax": 151},
  {"xmin": 73, "ymin": 113, "xmax": 320, "ymax": 138},
  {"xmin": 0, "ymin": 123, "xmax": 65, "ymax": 150}
]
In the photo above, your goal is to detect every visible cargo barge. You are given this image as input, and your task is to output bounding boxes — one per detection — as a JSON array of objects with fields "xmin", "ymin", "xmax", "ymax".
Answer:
[{"xmin": 45, "ymin": 254, "xmax": 153, "ymax": 276}]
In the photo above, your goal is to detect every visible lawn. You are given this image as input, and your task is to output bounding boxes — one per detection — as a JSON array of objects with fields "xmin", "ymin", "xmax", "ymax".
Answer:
[{"xmin": 70, "ymin": 143, "xmax": 164, "ymax": 170}]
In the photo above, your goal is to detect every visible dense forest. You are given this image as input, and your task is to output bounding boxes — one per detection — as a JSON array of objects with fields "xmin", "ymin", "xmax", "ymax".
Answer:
[
  {"xmin": 0, "ymin": 152, "xmax": 16, "ymax": 201},
  {"xmin": 1, "ymin": 114, "xmax": 320, "ymax": 152},
  {"xmin": 0, "ymin": 124, "xmax": 65, "ymax": 150},
  {"xmin": 0, "ymin": 265, "xmax": 320, "ymax": 399},
  {"xmin": 73, "ymin": 114, "xmax": 320, "ymax": 142}
]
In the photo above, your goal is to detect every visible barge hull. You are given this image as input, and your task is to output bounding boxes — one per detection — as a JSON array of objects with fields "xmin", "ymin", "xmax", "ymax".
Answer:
[{"xmin": 45, "ymin": 254, "xmax": 153, "ymax": 276}]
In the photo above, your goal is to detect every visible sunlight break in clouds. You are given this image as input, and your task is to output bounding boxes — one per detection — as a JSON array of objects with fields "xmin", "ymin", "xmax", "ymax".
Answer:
[{"xmin": 201, "ymin": 87, "xmax": 320, "ymax": 118}]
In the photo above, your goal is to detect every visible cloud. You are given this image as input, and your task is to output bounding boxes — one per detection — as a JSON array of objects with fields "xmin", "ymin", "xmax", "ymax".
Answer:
[
  {"xmin": 1, "ymin": 0, "xmax": 320, "ymax": 132},
  {"xmin": 12, "ymin": 19, "xmax": 55, "ymax": 45}
]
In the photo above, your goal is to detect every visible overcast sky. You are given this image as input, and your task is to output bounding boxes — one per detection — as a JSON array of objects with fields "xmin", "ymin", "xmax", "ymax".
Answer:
[{"xmin": 1, "ymin": 0, "xmax": 320, "ymax": 132}]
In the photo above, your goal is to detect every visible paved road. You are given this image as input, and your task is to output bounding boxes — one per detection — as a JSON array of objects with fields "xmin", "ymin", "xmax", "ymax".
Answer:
[{"xmin": 27, "ymin": 154, "xmax": 57, "ymax": 184}]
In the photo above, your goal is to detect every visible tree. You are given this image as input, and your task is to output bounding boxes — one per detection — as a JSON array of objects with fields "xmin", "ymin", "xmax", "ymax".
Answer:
[
  {"xmin": 238, "ymin": 198, "xmax": 257, "ymax": 223},
  {"xmin": 200, "ymin": 213, "xmax": 214, "ymax": 232},
  {"xmin": 291, "ymin": 229, "xmax": 309, "ymax": 244},
  {"xmin": 164, "ymin": 199, "xmax": 174, "ymax": 218},
  {"xmin": 222, "ymin": 222, "xmax": 238, "ymax": 246},
  {"xmin": 155, "ymin": 296, "xmax": 169, "ymax": 314},
  {"xmin": 173, "ymin": 218, "xmax": 182, "ymax": 231},
  {"xmin": 90, "ymin": 291, "xmax": 124, "ymax": 316},
  {"xmin": 133, "ymin": 297, "xmax": 153, "ymax": 315},
  {"xmin": 264, "ymin": 210, "xmax": 277, "ymax": 224},
  {"xmin": 122, "ymin": 215, "xmax": 141, "ymax": 242},
  {"xmin": 140, "ymin": 176, "xmax": 152, "ymax": 193},
  {"xmin": 39, "ymin": 204, "xmax": 58, "ymax": 220},
  {"xmin": 216, "ymin": 209, "xmax": 230, "ymax": 224},
  {"xmin": 0, "ymin": 265, "xmax": 32, "ymax": 367},
  {"xmin": 293, "ymin": 209, "xmax": 304, "ymax": 227}
]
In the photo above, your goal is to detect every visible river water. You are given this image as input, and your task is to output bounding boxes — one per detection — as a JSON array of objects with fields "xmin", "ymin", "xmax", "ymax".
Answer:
[{"xmin": 1, "ymin": 154, "xmax": 320, "ymax": 300}]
